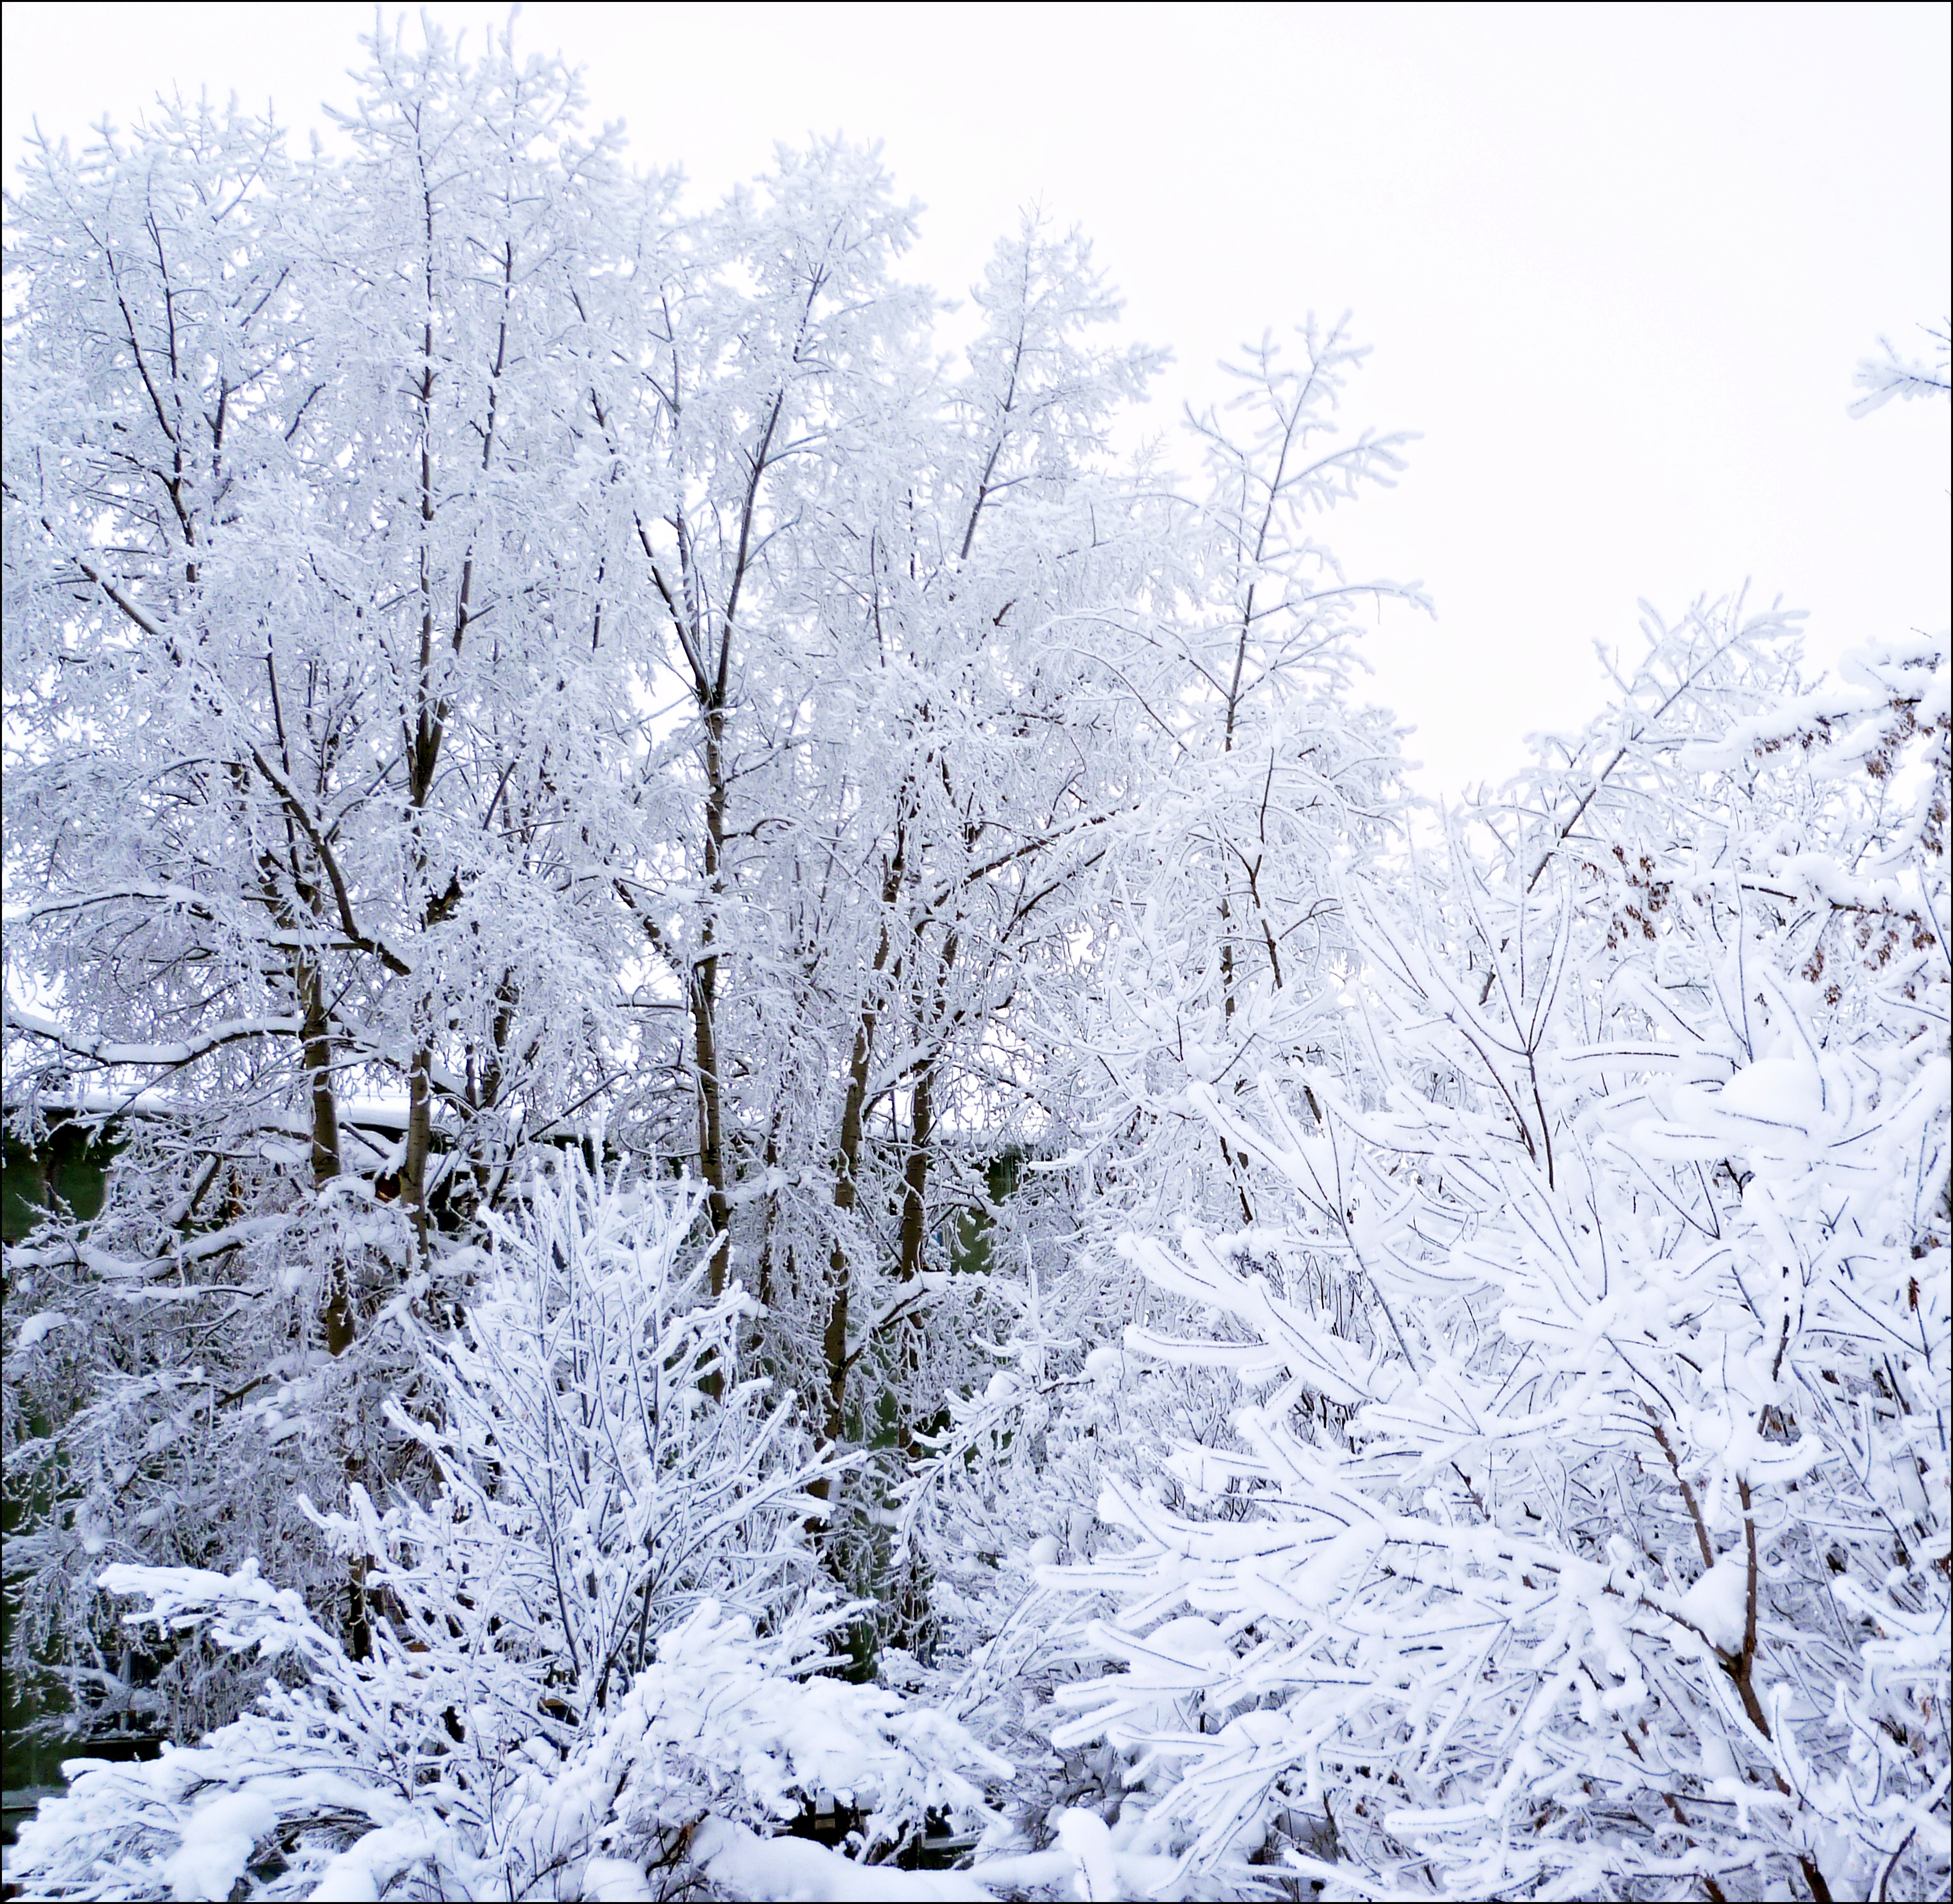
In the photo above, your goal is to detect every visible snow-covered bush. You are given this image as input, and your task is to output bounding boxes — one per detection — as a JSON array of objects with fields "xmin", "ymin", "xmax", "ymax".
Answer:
[
  {"xmin": 12, "ymin": 1582, "xmax": 1004, "ymax": 1902},
  {"xmin": 1034, "ymin": 617, "xmax": 1949, "ymax": 1901},
  {"xmin": 7, "ymin": 1163, "xmax": 1009, "ymax": 1900},
  {"xmin": 1, "ymin": 1143, "xmax": 419, "ymax": 1742}
]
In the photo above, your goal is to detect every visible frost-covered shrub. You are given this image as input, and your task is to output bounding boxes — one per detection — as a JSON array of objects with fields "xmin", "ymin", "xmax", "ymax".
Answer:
[
  {"xmin": 1033, "ymin": 624, "xmax": 1950, "ymax": 1902},
  {"xmin": 11, "ymin": 1583, "xmax": 1004, "ymax": 1902},
  {"xmin": 1, "ymin": 1158, "xmax": 418, "ymax": 1746},
  {"xmin": 7, "ymin": 1164, "xmax": 1008, "ymax": 1900}
]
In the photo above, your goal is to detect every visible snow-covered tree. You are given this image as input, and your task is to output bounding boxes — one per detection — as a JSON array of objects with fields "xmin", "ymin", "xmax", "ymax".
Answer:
[
  {"xmin": 578, "ymin": 187, "xmax": 1184, "ymax": 1648},
  {"xmin": 1849, "ymin": 319, "xmax": 1951, "ymax": 416},
  {"xmin": 897, "ymin": 322, "xmax": 1425, "ymax": 1816},
  {"xmin": 1, "ymin": 22, "xmax": 672, "ymax": 1733}
]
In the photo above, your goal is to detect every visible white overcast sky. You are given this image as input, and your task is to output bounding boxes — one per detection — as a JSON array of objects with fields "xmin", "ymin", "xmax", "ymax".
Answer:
[{"xmin": 4, "ymin": 1, "xmax": 1948, "ymax": 798}]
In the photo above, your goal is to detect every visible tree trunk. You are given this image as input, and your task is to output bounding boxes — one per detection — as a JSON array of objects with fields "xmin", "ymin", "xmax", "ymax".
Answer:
[
  {"xmin": 300, "ymin": 959, "xmax": 358, "ymax": 1356},
  {"xmin": 822, "ymin": 916, "xmax": 894, "ymax": 1447},
  {"xmin": 694, "ymin": 705, "xmax": 734, "ymax": 1297},
  {"xmin": 896, "ymin": 925, "xmax": 956, "ymax": 1291},
  {"xmin": 300, "ymin": 961, "xmax": 341, "ymax": 1189},
  {"xmin": 895, "ymin": 1059, "xmax": 935, "ymax": 1289},
  {"xmin": 401, "ymin": 1041, "xmax": 434, "ymax": 1261}
]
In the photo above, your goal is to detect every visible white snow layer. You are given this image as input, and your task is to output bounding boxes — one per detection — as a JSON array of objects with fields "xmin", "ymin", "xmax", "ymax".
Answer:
[{"xmin": 1679, "ymin": 1561, "xmax": 1749, "ymax": 1654}]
